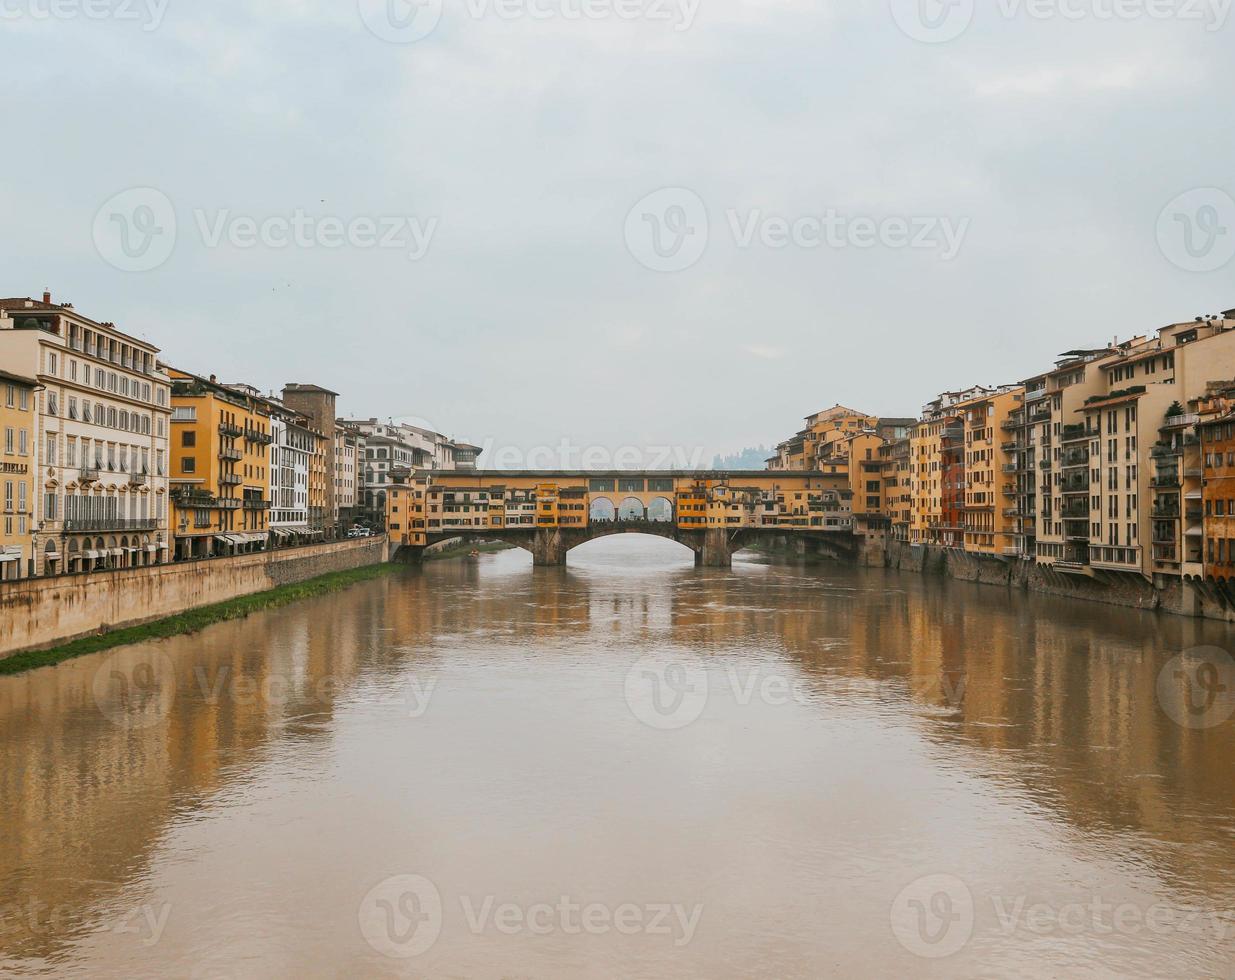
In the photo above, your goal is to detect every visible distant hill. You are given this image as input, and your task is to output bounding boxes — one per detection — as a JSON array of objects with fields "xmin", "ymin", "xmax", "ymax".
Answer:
[{"xmin": 712, "ymin": 446, "xmax": 771, "ymax": 471}]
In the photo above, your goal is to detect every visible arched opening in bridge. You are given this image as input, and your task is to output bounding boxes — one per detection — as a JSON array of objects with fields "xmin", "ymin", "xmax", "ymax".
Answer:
[
  {"xmin": 567, "ymin": 533, "xmax": 697, "ymax": 569},
  {"xmin": 589, "ymin": 497, "xmax": 616, "ymax": 522},
  {"xmin": 617, "ymin": 498, "xmax": 645, "ymax": 522},
  {"xmin": 647, "ymin": 497, "xmax": 673, "ymax": 523}
]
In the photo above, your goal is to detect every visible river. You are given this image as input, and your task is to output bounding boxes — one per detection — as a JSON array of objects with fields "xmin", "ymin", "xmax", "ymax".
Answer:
[{"xmin": 1, "ymin": 536, "xmax": 1233, "ymax": 978}]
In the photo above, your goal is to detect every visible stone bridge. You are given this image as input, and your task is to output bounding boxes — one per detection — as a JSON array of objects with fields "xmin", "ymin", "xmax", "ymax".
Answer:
[{"xmin": 398, "ymin": 521, "xmax": 858, "ymax": 568}]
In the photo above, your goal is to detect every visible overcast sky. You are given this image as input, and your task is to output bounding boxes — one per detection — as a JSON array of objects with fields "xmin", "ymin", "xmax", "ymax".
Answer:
[{"xmin": 4, "ymin": 0, "xmax": 1233, "ymax": 467}]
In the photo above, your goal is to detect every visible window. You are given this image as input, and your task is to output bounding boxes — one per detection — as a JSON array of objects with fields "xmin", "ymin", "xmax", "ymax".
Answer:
[
  {"xmin": 181, "ymin": 430, "xmax": 196, "ymax": 447},
  {"xmin": 182, "ymin": 457, "xmax": 196, "ymax": 473}
]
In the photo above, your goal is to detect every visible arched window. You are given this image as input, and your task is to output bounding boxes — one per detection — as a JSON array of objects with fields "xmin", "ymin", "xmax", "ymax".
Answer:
[{"xmin": 618, "ymin": 498, "xmax": 645, "ymax": 522}]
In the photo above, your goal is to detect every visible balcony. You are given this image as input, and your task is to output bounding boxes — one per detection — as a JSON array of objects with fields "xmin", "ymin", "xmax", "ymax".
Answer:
[
  {"xmin": 78, "ymin": 465, "xmax": 101, "ymax": 482},
  {"xmin": 1001, "ymin": 463, "xmax": 1018, "ymax": 474},
  {"xmin": 219, "ymin": 422, "xmax": 244, "ymax": 438},
  {"xmin": 219, "ymin": 447, "xmax": 243, "ymax": 462},
  {"xmin": 219, "ymin": 473, "xmax": 243, "ymax": 486},
  {"xmin": 244, "ymin": 429, "xmax": 273, "ymax": 445},
  {"xmin": 1150, "ymin": 443, "xmax": 1182, "ymax": 458},
  {"xmin": 63, "ymin": 518, "xmax": 159, "ymax": 533},
  {"xmin": 1038, "ymin": 459, "xmax": 1052, "ymax": 470},
  {"xmin": 1061, "ymin": 451, "xmax": 1088, "ymax": 468},
  {"xmin": 1150, "ymin": 475, "xmax": 1181, "ymax": 489},
  {"xmin": 1161, "ymin": 413, "xmax": 1200, "ymax": 429},
  {"xmin": 1152, "ymin": 505, "xmax": 1180, "ymax": 518},
  {"xmin": 1061, "ymin": 503, "xmax": 1089, "ymax": 519},
  {"xmin": 243, "ymin": 499, "xmax": 271, "ymax": 510},
  {"xmin": 1061, "ymin": 424, "xmax": 1090, "ymax": 443},
  {"xmin": 128, "ymin": 471, "xmax": 147, "ymax": 486}
]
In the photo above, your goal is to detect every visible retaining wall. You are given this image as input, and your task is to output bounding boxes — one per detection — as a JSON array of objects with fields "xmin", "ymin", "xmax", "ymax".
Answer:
[
  {"xmin": 878, "ymin": 539, "xmax": 1235, "ymax": 623},
  {"xmin": 0, "ymin": 536, "xmax": 388, "ymax": 657}
]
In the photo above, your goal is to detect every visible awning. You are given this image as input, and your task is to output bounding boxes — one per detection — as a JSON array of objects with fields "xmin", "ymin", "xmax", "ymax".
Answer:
[
  {"xmin": 85, "ymin": 550, "xmax": 99, "ymax": 560},
  {"xmin": 0, "ymin": 553, "xmax": 19, "ymax": 563},
  {"xmin": 109, "ymin": 548, "xmax": 123, "ymax": 557},
  {"xmin": 145, "ymin": 544, "xmax": 159, "ymax": 552},
  {"xmin": 45, "ymin": 552, "xmax": 62, "ymax": 560}
]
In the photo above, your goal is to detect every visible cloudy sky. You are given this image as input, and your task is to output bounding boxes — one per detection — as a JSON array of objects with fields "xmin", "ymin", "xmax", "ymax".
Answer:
[{"xmin": 4, "ymin": 0, "xmax": 1233, "ymax": 466}]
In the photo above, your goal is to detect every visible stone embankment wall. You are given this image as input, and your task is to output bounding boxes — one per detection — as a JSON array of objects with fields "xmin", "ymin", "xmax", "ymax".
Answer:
[
  {"xmin": 0, "ymin": 537, "xmax": 388, "ymax": 657},
  {"xmin": 875, "ymin": 539, "xmax": 1232, "ymax": 622}
]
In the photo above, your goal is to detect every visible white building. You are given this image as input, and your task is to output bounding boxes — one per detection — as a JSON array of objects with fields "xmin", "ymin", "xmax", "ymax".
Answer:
[
  {"xmin": 335, "ymin": 423, "xmax": 361, "ymax": 527},
  {"xmin": 340, "ymin": 418, "xmax": 480, "ymax": 522},
  {"xmin": 0, "ymin": 292, "xmax": 172, "ymax": 574}
]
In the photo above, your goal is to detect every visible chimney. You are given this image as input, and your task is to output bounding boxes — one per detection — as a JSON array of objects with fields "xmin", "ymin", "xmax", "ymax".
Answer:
[
  {"xmin": 42, "ymin": 289, "xmax": 51, "ymax": 305},
  {"xmin": 209, "ymin": 374, "xmax": 217, "ymax": 384}
]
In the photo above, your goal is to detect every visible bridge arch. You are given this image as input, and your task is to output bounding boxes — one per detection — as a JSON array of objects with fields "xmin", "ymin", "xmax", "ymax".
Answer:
[
  {"xmin": 617, "ymin": 497, "xmax": 645, "ymax": 521},
  {"xmin": 589, "ymin": 497, "xmax": 616, "ymax": 522},
  {"xmin": 647, "ymin": 496, "xmax": 674, "ymax": 523}
]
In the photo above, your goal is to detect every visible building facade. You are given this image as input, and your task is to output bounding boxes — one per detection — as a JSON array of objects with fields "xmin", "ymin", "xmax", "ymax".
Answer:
[
  {"xmin": 0, "ymin": 293, "xmax": 172, "ymax": 575},
  {"xmin": 281, "ymin": 384, "xmax": 339, "ymax": 537},
  {"xmin": 0, "ymin": 370, "xmax": 38, "ymax": 579},
  {"xmin": 168, "ymin": 370, "xmax": 272, "ymax": 559}
]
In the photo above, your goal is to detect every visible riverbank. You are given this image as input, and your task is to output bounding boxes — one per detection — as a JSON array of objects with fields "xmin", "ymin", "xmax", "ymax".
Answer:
[
  {"xmin": 0, "ymin": 535, "xmax": 389, "ymax": 658},
  {"xmin": 0, "ymin": 562, "xmax": 403, "ymax": 677}
]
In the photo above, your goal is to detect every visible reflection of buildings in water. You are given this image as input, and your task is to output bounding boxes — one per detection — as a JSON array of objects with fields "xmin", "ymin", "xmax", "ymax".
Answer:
[{"xmin": 0, "ymin": 588, "xmax": 382, "ymax": 961}]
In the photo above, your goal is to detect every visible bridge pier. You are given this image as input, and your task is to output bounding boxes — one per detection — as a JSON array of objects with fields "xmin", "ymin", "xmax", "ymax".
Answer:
[
  {"xmin": 696, "ymin": 528, "xmax": 735, "ymax": 568},
  {"xmin": 531, "ymin": 528, "xmax": 568, "ymax": 567}
]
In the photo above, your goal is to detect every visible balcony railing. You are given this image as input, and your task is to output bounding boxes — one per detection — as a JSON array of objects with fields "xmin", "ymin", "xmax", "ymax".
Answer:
[
  {"xmin": 1150, "ymin": 475, "xmax": 1181, "ymax": 488},
  {"xmin": 243, "ymin": 499, "xmax": 272, "ymax": 510},
  {"xmin": 219, "ymin": 447, "xmax": 243, "ymax": 462},
  {"xmin": 63, "ymin": 518, "xmax": 159, "ymax": 532},
  {"xmin": 1161, "ymin": 413, "xmax": 1200, "ymax": 429},
  {"xmin": 128, "ymin": 472, "xmax": 148, "ymax": 486},
  {"xmin": 219, "ymin": 473, "xmax": 243, "ymax": 485},
  {"xmin": 79, "ymin": 465, "xmax": 100, "ymax": 481},
  {"xmin": 219, "ymin": 422, "xmax": 244, "ymax": 437}
]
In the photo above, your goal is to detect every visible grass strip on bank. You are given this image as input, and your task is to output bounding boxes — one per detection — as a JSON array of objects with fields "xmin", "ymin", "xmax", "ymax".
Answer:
[{"xmin": 0, "ymin": 562, "xmax": 404, "ymax": 677}]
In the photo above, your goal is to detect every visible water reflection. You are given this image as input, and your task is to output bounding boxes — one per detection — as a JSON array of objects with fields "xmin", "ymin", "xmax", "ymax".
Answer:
[{"xmin": 0, "ymin": 536, "xmax": 1233, "ymax": 977}]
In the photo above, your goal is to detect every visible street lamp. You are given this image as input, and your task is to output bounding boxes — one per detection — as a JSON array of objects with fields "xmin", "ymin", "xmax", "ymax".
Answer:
[{"xmin": 29, "ymin": 523, "xmax": 38, "ymax": 579}]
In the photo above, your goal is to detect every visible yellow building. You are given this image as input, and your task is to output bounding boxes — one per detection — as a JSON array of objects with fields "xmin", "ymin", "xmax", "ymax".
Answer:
[
  {"xmin": 387, "ymin": 473, "xmax": 429, "ymax": 549},
  {"xmin": 168, "ymin": 369, "xmax": 272, "ymax": 560},
  {"xmin": 0, "ymin": 370, "xmax": 38, "ymax": 579},
  {"xmin": 768, "ymin": 405, "xmax": 878, "ymax": 472},
  {"xmin": 961, "ymin": 388, "xmax": 1024, "ymax": 555}
]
